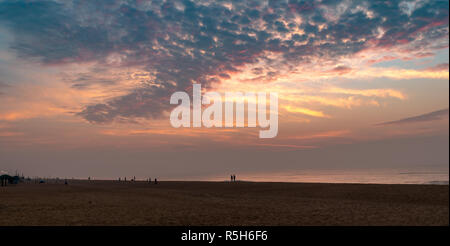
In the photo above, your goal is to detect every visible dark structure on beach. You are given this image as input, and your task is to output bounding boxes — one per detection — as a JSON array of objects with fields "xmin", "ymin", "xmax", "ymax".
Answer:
[{"xmin": 0, "ymin": 175, "xmax": 20, "ymax": 186}]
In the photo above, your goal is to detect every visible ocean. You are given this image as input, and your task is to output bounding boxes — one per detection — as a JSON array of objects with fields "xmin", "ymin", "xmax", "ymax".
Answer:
[{"xmin": 203, "ymin": 167, "xmax": 449, "ymax": 184}]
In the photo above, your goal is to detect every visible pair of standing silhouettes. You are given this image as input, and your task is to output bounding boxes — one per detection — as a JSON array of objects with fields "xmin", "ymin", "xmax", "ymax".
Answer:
[{"xmin": 230, "ymin": 174, "xmax": 236, "ymax": 182}]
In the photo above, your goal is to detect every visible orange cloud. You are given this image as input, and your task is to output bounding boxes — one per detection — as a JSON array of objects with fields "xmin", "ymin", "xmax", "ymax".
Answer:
[
  {"xmin": 282, "ymin": 105, "xmax": 330, "ymax": 118},
  {"xmin": 286, "ymin": 130, "xmax": 350, "ymax": 140},
  {"xmin": 0, "ymin": 131, "xmax": 24, "ymax": 137},
  {"xmin": 324, "ymin": 87, "xmax": 406, "ymax": 100}
]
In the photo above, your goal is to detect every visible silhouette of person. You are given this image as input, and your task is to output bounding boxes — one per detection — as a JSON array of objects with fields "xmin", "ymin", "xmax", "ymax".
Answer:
[
  {"xmin": 231, "ymin": 175, "xmax": 233, "ymax": 182},
  {"xmin": 154, "ymin": 178, "xmax": 158, "ymax": 184},
  {"xmin": 233, "ymin": 175, "xmax": 236, "ymax": 182}
]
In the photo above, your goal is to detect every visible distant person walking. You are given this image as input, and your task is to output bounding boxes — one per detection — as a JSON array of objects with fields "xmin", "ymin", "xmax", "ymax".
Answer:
[
  {"xmin": 233, "ymin": 175, "xmax": 236, "ymax": 182},
  {"xmin": 154, "ymin": 178, "xmax": 158, "ymax": 184}
]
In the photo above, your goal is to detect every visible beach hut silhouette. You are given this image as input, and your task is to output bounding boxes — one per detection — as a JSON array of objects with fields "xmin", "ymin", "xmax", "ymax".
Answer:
[
  {"xmin": 0, "ymin": 175, "xmax": 20, "ymax": 186},
  {"xmin": 0, "ymin": 174, "xmax": 9, "ymax": 186}
]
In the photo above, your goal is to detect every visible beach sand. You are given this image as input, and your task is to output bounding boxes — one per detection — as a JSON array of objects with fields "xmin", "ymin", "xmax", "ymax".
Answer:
[{"xmin": 0, "ymin": 180, "xmax": 448, "ymax": 226}]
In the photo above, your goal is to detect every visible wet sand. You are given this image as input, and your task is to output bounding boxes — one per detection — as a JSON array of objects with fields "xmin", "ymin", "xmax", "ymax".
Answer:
[{"xmin": 0, "ymin": 180, "xmax": 448, "ymax": 225}]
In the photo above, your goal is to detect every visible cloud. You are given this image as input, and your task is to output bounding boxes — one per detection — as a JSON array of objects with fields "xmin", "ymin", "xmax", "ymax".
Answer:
[
  {"xmin": 77, "ymin": 86, "xmax": 173, "ymax": 123},
  {"xmin": 424, "ymin": 63, "xmax": 449, "ymax": 72},
  {"xmin": 286, "ymin": 130, "xmax": 350, "ymax": 140},
  {"xmin": 283, "ymin": 105, "xmax": 330, "ymax": 118},
  {"xmin": 327, "ymin": 66, "xmax": 352, "ymax": 75},
  {"xmin": 0, "ymin": 81, "xmax": 8, "ymax": 96},
  {"xmin": 377, "ymin": 108, "xmax": 449, "ymax": 126},
  {"xmin": 0, "ymin": 0, "xmax": 448, "ymax": 123},
  {"xmin": 0, "ymin": 131, "xmax": 23, "ymax": 137},
  {"xmin": 324, "ymin": 87, "xmax": 406, "ymax": 100}
]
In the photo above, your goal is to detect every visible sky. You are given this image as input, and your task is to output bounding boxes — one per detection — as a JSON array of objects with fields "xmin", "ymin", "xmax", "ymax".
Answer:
[{"xmin": 0, "ymin": 0, "xmax": 448, "ymax": 180}]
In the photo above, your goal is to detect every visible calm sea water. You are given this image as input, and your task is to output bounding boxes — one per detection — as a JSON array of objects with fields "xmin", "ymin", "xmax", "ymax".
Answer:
[{"xmin": 203, "ymin": 167, "xmax": 449, "ymax": 184}]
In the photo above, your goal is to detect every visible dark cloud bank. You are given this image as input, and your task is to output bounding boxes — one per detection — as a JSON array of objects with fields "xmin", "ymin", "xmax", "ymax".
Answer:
[
  {"xmin": 0, "ymin": 0, "xmax": 448, "ymax": 123},
  {"xmin": 378, "ymin": 108, "xmax": 449, "ymax": 126}
]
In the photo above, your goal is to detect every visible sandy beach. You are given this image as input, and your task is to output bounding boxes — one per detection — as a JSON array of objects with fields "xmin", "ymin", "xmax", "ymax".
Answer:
[{"xmin": 0, "ymin": 180, "xmax": 448, "ymax": 226}]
